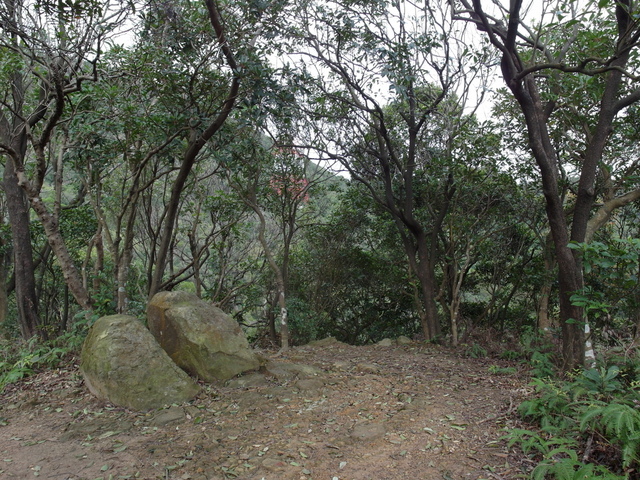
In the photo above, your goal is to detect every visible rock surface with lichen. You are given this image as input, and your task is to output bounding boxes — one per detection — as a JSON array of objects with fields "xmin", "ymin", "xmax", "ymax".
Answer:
[
  {"xmin": 80, "ymin": 314, "xmax": 200, "ymax": 411},
  {"xmin": 147, "ymin": 291, "xmax": 260, "ymax": 382}
]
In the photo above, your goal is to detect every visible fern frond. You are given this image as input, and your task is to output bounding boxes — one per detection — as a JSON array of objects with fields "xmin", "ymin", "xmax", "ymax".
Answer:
[
  {"xmin": 553, "ymin": 458, "xmax": 579, "ymax": 480},
  {"xmin": 600, "ymin": 403, "xmax": 640, "ymax": 438},
  {"xmin": 579, "ymin": 404, "xmax": 607, "ymax": 431},
  {"xmin": 581, "ymin": 401, "xmax": 640, "ymax": 468},
  {"xmin": 531, "ymin": 459, "xmax": 554, "ymax": 480},
  {"xmin": 621, "ymin": 438, "xmax": 640, "ymax": 469},
  {"xmin": 545, "ymin": 446, "xmax": 578, "ymax": 461}
]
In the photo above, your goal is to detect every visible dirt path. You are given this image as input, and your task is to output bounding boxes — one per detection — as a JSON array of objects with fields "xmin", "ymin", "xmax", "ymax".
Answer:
[{"xmin": 0, "ymin": 340, "xmax": 529, "ymax": 480}]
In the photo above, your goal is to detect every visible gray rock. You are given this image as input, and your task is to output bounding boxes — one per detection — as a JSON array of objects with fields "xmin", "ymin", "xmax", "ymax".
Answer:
[
  {"xmin": 376, "ymin": 338, "xmax": 394, "ymax": 347},
  {"xmin": 307, "ymin": 337, "xmax": 346, "ymax": 347},
  {"xmin": 151, "ymin": 406, "xmax": 186, "ymax": 426},
  {"xmin": 295, "ymin": 378, "xmax": 325, "ymax": 391},
  {"xmin": 331, "ymin": 360, "xmax": 351, "ymax": 371},
  {"xmin": 397, "ymin": 336, "xmax": 412, "ymax": 345},
  {"xmin": 80, "ymin": 315, "xmax": 200, "ymax": 411},
  {"xmin": 147, "ymin": 291, "xmax": 260, "ymax": 382},
  {"xmin": 226, "ymin": 373, "xmax": 269, "ymax": 388},
  {"xmin": 350, "ymin": 422, "xmax": 386, "ymax": 441}
]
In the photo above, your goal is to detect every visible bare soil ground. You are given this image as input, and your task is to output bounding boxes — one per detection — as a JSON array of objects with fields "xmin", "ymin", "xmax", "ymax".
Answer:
[{"xmin": 0, "ymin": 340, "xmax": 531, "ymax": 480}]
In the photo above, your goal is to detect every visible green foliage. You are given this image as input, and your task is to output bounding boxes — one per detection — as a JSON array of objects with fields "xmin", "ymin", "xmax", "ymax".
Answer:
[
  {"xmin": 288, "ymin": 184, "xmax": 421, "ymax": 344},
  {"xmin": 59, "ymin": 206, "xmax": 99, "ymax": 253},
  {"xmin": 286, "ymin": 297, "xmax": 324, "ymax": 346},
  {"xmin": 580, "ymin": 402, "xmax": 640, "ymax": 468},
  {"xmin": 0, "ymin": 338, "xmax": 70, "ymax": 393},
  {"xmin": 602, "ymin": 349, "xmax": 640, "ymax": 388},
  {"xmin": 568, "ymin": 239, "xmax": 640, "ymax": 335},
  {"xmin": 576, "ymin": 366, "xmax": 624, "ymax": 396},
  {"xmin": 499, "ymin": 350, "xmax": 523, "ymax": 360},
  {"xmin": 488, "ymin": 365, "xmax": 517, "ymax": 375},
  {"xmin": 518, "ymin": 378, "xmax": 576, "ymax": 434},
  {"xmin": 518, "ymin": 327, "xmax": 558, "ymax": 378},
  {"xmin": 531, "ymin": 458, "xmax": 625, "ymax": 480},
  {"xmin": 507, "ymin": 359, "xmax": 640, "ymax": 479},
  {"xmin": 504, "ymin": 424, "xmax": 627, "ymax": 480},
  {"xmin": 464, "ymin": 343, "xmax": 488, "ymax": 358},
  {"xmin": 505, "ymin": 428, "xmax": 578, "ymax": 457},
  {"xmin": 530, "ymin": 351, "xmax": 557, "ymax": 379}
]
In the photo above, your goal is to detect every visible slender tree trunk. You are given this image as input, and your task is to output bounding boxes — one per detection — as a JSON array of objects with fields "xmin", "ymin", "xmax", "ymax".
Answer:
[
  {"xmin": 538, "ymin": 234, "xmax": 556, "ymax": 334},
  {"xmin": 0, "ymin": 242, "xmax": 8, "ymax": 328},
  {"xmin": 537, "ymin": 283, "xmax": 552, "ymax": 332},
  {"xmin": 61, "ymin": 284, "xmax": 69, "ymax": 332},
  {"xmin": 3, "ymin": 160, "xmax": 41, "ymax": 339},
  {"xmin": 250, "ymin": 199, "xmax": 290, "ymax": 351},
  {"xmin": 26, "ymin": 194, "xmax": 93, "ymax": 312},
  {"xmin": 505, "ymin": 69, "xmax": 585, "ymax": 369},
  {"xmin": 267, "ymin": 293, "xmax": 278, "ymax": 344},
  {"xmin": 93, "ymin": 230, "xmax": 104, "ymax": 294}
]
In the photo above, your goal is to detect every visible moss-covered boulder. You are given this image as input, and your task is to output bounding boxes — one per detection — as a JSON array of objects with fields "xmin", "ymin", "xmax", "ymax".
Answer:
[
  {"xmin": 80, "ymin": 314, "xmax": 200, "ymax": 411},
  {"xmin": 147, "ymin": 291, "xmax": 260, "ymax": 382}
]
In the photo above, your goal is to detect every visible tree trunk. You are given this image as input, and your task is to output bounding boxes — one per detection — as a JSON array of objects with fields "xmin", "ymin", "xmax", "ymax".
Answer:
[
  {"xmin": 538, "ymin": 235, "xmax": 556, "ymax": 334},
  {"xmin": 3, "ymin": 160, "xmax": 41, "ymax": 339},
  {"xmin": 26, "ymin": 193, "xmax": 93, "ymax": 312},
  {"xmin": 413, "ymin": 244, "xmax": 441, "ymax": 341},
  {"xmin": 537, "ymin": 282, "xmax": 552, "ymax": 332},
  {"xmin": 267, "ymin": 293, "xmax": 278, "ymax": 344},
  {"xmin": 0, "ymin": 247, "xmax": 8, "ymax": 328},
  {"xmin": 277, "ymin": 291, "xmax": 289, "ymax": 350},
  {"xmin": 250, "ymin": 198, "xmax": 290, "ymax": 351},
  {"xmin": 503, "ymin": 65, "xmax": 585, "ymax": 369},
  {"xmin": 93, "ymin": 230, "xmax": 104, "ymax": 295}
]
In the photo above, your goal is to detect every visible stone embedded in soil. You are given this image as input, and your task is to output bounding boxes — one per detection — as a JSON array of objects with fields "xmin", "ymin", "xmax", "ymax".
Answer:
[
  {"xmin": 306, "ymin": 336, "xmax": 347, "ymax": 347},
  {"xmin": 226, "ymin": 373, "xmax": 269, "ymax": 388},
  {"xmin": 151, "ymin": 406, "xmax": 186, "ymax": 426},
  {"xmin": 295, "ymin": 378, "xmax": 325, "ymax": 392},
  {"xmin": 350, "ymin": 422, "xmax": 387, "ymax": 441},
  {"xmin": 331, "ymin": 360, "xmax": 351, "ymax": 371}
]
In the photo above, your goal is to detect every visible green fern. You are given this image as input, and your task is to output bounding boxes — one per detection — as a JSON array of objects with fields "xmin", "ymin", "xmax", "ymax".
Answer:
[
  {"xmin": 579, "ymin": 401, "xmax": 640, "ymax": 468},
  {"xmin": 530, "ymin": 350, "xmax": 556, "ymax": 378},
  {"xmin": 503, "ymin": 429, "xmax": 578, "ymax": 456},
  {"xmin": 509, "ymin": 365, "xmax": 640, "ymax": 479},
  {"xmin": 518, "ymin": 378, "xmax": 578, "ymax": 432},
  {"xmin": 0, "ymin": 340, "xmax": 70, "ymax": 393},
  {"xmin": 532, "ymin": 458, "xmax": 625, "ymax": 480}
]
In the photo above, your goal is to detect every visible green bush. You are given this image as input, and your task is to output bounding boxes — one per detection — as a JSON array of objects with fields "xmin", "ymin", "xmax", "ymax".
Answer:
[
  {"xmin": 0, "ymin": 334, "xmax": 80, "ymax": 393},
  {"xmin": 505, "ymin": 363, "xmax": 640, "ymax": 479}
]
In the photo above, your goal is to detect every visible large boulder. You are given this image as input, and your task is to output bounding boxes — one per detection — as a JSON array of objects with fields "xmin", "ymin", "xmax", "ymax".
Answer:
[
  {"xmin": 80, "ymin": 315, "xmax": 200, "ymax": 411},
  {"xmin": 147, "ymin": 291, "xmax": 260, "ymax": 382}
]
